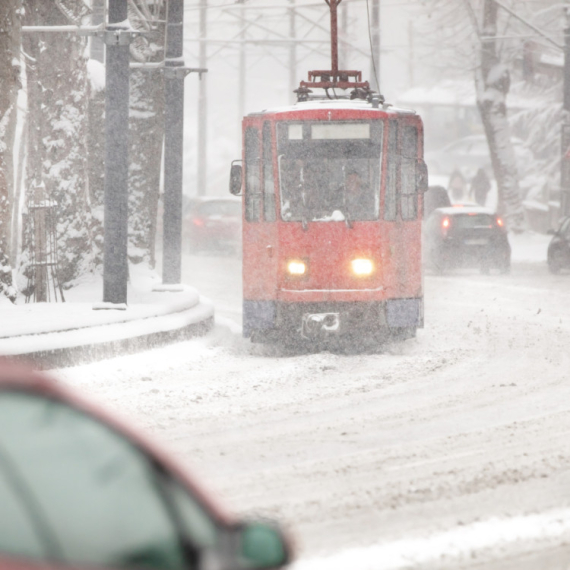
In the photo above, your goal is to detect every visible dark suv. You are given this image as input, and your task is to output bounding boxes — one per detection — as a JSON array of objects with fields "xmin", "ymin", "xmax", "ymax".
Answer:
[{"xmin": 424, "ymin": 206, "xmax": 511, "ymax": 274}]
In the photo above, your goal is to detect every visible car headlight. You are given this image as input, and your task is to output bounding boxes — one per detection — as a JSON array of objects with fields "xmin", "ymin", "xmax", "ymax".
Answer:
[
  {"xmin": 287, "ymin": 259, "xmax": 307, "ymax": 276},
  {"xmin": 351, "ymin": 258, "xmax": 374, "ymax": 276}
]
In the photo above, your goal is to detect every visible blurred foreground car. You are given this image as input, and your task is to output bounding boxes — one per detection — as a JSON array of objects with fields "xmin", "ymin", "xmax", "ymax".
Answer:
[
  {"xmin": 0, "ymin": 359, "xmax": 291, "ymax": 570},
  {"xmin": 424, "ymin": 205, "xmax": 511, "ymax": 274},
  {"xmin": 425, "ymin": 135, "xmax": 534, "ymax": 180},
  {"xmin": 547, "ymin": 216, "xmax": 570, "ymax": 274},
  {"xmin": 183, "ymin": 197, "xmax": 242, "ymax": 255}
]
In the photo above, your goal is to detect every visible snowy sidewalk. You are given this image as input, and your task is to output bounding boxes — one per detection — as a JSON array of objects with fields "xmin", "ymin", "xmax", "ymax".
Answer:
[{"xmin": 0, "ymin": 267, "xmax": 214, "ymax": 369}]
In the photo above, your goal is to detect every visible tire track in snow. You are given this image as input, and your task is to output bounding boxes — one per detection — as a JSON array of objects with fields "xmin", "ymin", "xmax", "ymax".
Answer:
[{"xmin": 292, "ymin": 508, "xmax": 570, "ymax": 569}]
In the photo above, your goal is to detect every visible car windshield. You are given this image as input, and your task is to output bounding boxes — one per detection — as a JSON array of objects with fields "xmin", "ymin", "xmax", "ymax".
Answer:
[{"xmin": 276, "ymin": 121, "xmax": 383, "ymax": 222}]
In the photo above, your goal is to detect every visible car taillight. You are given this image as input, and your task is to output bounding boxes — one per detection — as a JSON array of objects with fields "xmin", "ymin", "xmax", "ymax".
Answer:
[
  {"xmin": 192, "ymin": 218, "xmax": 205, "ymax": 227},
  {"xmin": 496, "ymin": 217, "xmax": 504, "ymax": 228},
  {"xmin": 442, "ymin": 217, "xmax": 451, "ymax": 236}
]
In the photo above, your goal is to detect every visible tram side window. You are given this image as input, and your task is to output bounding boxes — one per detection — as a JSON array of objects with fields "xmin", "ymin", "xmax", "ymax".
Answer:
[
  {"xmin": 401, "ymin": 125, "xmax": 418, "ymax": 221},
  {"xmin": 263, "ymin": 123, "xmax": 276, "ymax": 222},
  {"xmin": 245, "ymin": 128, "xmax": 261, "ymax": 222},
  {"xmin": 384, "ymin": 121, "xmax": 398, "ymax": 221}
]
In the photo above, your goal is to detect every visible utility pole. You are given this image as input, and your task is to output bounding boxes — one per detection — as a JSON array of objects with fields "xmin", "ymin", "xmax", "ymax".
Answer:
[
  {"xmin": 408, "ymin": 19, "xmax": 414, "ymax": 89},
  {"xmin": 162, "ymin": 0, "xmax": 185, "ymax": 285},
  {"xmin": 197, "ymin": 0, "xmax": 208, "ymax": 196},
  {"xmin": 238, "ymin": 0, "xmax": 246, "ymax": 121},
  {"xmin": 561, "ymin": 7, "xmax": 570, "ymax": 217},
  {"xmin": 369, "ymin": 0, "xmax": 380, "ymax": 93},
  {"xmin": 289, "ymin": 0, "xmax": 296, "ymax": 103},
  {"xmin": 103, "ymin": 0, "xmax": 131, "ymax": 304},
  {"xmin": 340, "ymin": 0, "xmax": 348, "ymax": 69}
]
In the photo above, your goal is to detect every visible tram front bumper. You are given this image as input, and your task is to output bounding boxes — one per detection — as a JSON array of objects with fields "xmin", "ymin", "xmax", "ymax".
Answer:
[{"xmin": 243, "ymin": 298, "xmax": 423, "ymax": 339}]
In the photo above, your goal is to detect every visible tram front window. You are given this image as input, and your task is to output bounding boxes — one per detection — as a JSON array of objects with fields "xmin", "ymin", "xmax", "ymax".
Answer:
[{"xmin": 277, "ymin": 122, "xmax": 382, "ymax": 223}]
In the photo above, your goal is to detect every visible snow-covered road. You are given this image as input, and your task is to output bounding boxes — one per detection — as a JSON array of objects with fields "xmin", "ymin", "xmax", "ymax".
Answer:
[{"xmin": 59, "ymin": 246, "xmax": 570, "ymax": 569}]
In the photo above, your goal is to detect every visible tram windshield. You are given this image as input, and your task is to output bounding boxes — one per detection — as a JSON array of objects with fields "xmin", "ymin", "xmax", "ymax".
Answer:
[{"xmin": 277, "ymin": 121, "xmax": 383, "ymax": 223}]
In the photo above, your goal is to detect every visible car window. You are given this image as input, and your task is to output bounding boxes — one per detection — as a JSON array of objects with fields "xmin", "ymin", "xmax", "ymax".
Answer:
[
  {"xmin": 0, "ymin": 391, "xmax": 205, "ymax": 570},
  {"xmin": 452, "ymin": 214, "xmax": 494, "ymax": 229},
  {"xmin": 0, "ymin": 458, "xmax": 46, "ymax": 560},
  {"xmin": 197, "ymin": 201, "xmax": 241, "ymax": 218},
  {"xmin": 161, "ymin": 476, "xmax": 218, "ymax": 550}
]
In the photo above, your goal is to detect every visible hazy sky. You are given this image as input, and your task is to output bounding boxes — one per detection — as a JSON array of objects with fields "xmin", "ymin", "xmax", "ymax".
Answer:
[{"xmin": 181, "ymin": 0, "xmax": 418, "ymax": 196}]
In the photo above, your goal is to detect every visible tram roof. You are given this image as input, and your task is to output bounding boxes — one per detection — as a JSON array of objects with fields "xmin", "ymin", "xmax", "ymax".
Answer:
[{"xmin": 248, "ymin": 98, "xmax": 418, "ymax": 118}]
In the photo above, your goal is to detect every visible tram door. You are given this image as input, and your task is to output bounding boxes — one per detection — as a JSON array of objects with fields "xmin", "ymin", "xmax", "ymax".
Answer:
[
  {"xmin": 242, "ymin": 123, "xmax": 279, "ymax": 327},
  {"xmin": 385, "ymin": 119, "xmax": 422, "ymax": 298}
]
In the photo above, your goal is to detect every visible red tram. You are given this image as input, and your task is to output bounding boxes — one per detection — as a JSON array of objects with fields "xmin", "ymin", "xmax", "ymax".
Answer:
[{"xmin": 229, "ymin": 0, "xmax": 428, "ymax": 344}]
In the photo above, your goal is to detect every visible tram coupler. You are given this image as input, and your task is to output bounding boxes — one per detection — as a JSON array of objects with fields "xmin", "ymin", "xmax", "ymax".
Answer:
[{"xmin": 301, "ymin": 312, "xmax": 340, "ymax": 339}]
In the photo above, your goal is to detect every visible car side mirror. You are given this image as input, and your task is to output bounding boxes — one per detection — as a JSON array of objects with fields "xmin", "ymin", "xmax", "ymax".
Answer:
[
  {"xmin": 416, "ymin": 159, "xmax": 428, "ymax": 193},
  {"xmin": 237, "ymin": 521, "xmax": 290, "ymax": 569},
  {"xmin": 229, "ymin": 161, "xmax": 243, "ymax": 196}
]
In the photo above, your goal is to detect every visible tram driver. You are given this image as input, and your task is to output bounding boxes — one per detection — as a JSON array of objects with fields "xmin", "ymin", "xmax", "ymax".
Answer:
[{"xmin": 344, "ymin": 167, "xmax": 376, "ymax": 221}]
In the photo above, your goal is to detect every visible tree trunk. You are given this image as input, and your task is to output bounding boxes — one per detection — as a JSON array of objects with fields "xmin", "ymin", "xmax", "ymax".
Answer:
[
  {"xmin": 128, "ymin": 69, "xmax": 164, "ymax": 267},
  {"xmin": 22, "ymin": 0, "xmax": 95, "ymax": 293},
  {"xmin": 476, "ymin": 0, "xmax": 525, "ymax": 232},
  {"xmin": 0, "ymin": 1, "xmax": 22, "ymax": 302},
  {"xmin": 127, "ymin": 3, "xmax": 166, "ymax": 268}
]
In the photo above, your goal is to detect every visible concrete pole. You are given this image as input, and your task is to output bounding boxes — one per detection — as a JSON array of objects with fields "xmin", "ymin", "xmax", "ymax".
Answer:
[
  {"xmin": 289, "ymin": 0, "xmax": 296, "ymax": 102},
  {"xmin": 561, "ymin": 8, "xmax": 570, "ymax": 218},
  {"xmin": 103, "ymin": 0, "xmax": 130, "ymax": 304},
  {"xmin": 90, "ymin": 0, "xmax": 104, "ymax": 62},
  {"xmin": 408, "ymin": 19, "xmax": 415, "ymax": 89},
  {"xmin": 162, "ymin": 0, "xmax": 185, "ymax": 284},
  {"xmin": 238, "ymin": 1, "xmax": 246, "ymax": 121},
  {"xmin": 197, "ymin": 0, "xmax": 208, "ymax": 196}
]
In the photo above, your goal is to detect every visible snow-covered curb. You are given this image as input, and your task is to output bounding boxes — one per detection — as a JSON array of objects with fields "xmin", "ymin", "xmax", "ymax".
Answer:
[
  {"xmin": 2, "ymin": 301, "xmax": 214, "ymax": 369},
  {"xmin": 0, "ymin": 291, "xmax": 202, "ymax": 339}
]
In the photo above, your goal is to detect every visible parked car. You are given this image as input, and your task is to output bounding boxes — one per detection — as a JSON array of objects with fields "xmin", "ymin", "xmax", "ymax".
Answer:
[
  {"xmin": 547, "ymin": 216, "xmax": 570, "ymax": 274},
  {"xmin": 0, "ymin": 359, "xmax": 291, "ymax": 570},
  {"xmin": 423, "ymin": 205, "xmax": 511, "ymax": 274},
  {"xmin": 425, "ymin": 135, "xmax": 534, "ymax": 180},
  {"xmin": 183, "ymin": 197, "xmax": 242, "ymax": 255}
]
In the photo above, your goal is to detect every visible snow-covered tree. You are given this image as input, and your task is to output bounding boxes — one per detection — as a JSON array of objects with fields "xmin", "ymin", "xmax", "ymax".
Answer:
[
  {"xmin": 475, "ymin": 0, "xmax": 524, "ymax": 230},
  {"xmin": 0, "ymin": 1, "xmax": 22, "ymax": 302},
  {"xmin": 418, "ymin": 0, "xmax": 563, "ymax": 232},
  {"xmin": 127, "ymin": 0, "xmax": 166, "ymax": 268},
  {"xmin": 21, "ymin": 0, "xmax": 96, "ymax": 292}
]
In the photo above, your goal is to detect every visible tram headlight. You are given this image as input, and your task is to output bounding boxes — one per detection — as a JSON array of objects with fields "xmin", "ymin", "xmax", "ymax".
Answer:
[
  {"xmin": 351, "ymin": 258, "xmax": 374, "ymax": 276},
  {"xmin": 286, "ymin": 259, "xmax": 307, "ymax": 277}
]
